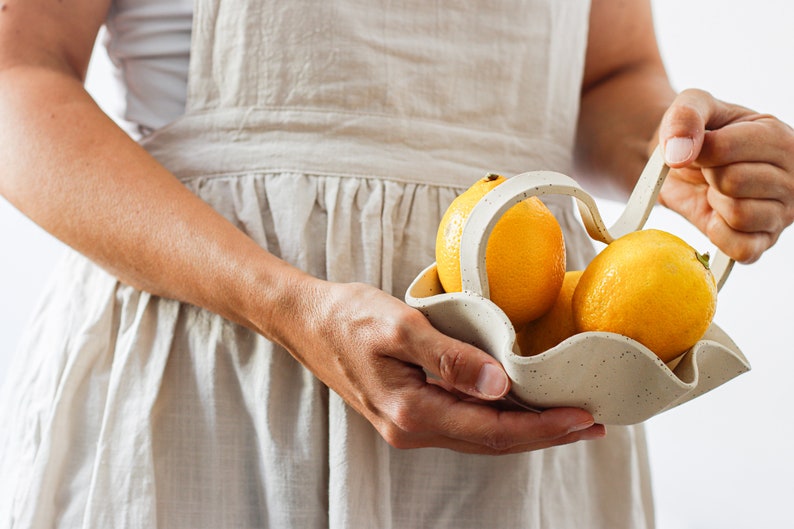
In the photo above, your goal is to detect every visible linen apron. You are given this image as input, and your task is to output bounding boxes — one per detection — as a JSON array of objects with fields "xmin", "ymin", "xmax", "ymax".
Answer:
[{"xmin": 0, "ymin": 0, "xmax": 655, "ymax": 527}]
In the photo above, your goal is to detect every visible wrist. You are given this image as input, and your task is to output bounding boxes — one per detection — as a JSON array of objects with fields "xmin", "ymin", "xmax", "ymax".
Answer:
[{"xmin": 228, "ymin": 249, "xmax": 325, "ymax": 349}]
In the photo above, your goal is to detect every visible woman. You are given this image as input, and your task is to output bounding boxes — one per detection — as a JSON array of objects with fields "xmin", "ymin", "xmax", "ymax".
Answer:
[{"xmin": 1, "ymin": 0, "xmax": 792, "ymax": 527}]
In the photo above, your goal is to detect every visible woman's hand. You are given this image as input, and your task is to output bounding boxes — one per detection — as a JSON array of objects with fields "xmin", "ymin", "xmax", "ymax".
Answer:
[
  {"xmin": 269, "ymin": 278, "xmax": 605, "ymax": 455},
  {"xmin": 657, "ymin": 89, "xmax": 794, "ymax": 263}
]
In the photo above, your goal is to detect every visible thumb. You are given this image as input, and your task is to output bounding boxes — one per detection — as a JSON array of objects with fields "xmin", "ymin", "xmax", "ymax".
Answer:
[
  {"xmin": 658, "ymin": 89, "xmax": 711, "ymax": 167},
  {"xmin": 418, "ymin": 334, "xmax": 511, "ymax": 400},
  {"xmin": 658, "ymin": 88, "xmax": 752, "ymax": 168}
]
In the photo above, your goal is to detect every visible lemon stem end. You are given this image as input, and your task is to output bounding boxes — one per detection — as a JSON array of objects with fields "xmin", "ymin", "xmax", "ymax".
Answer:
[{"xmin": 696, "ymin": 251, "xmax": 711, "ymax": 270}]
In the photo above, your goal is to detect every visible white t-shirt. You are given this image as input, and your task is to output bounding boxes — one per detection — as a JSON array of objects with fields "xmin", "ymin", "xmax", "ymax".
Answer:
[{"xmin": 104, "ymin": 0, "xmax": 193, "ymax": 134}]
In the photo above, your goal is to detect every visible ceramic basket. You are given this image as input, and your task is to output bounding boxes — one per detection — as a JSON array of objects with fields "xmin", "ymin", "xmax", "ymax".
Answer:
[{"xmin": 405, "ymin": 147, "xmax": 750, "ymax": 425}]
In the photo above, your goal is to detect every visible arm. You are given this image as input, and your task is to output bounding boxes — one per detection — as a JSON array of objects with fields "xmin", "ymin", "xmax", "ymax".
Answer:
[
  {"xmin": 0, "ymin": 0, "xmax": 604, "ymax": 453},
  {"xmin": 577, "ymin": 0, "xmax": 794, "ymax": 263},
  {"xmin": 0, "ymin": 1, "xmax": 295, "ymax": 337},
  {"xmin": 574, "ymin": 0, "xmax": 672, "ymax": 200}
]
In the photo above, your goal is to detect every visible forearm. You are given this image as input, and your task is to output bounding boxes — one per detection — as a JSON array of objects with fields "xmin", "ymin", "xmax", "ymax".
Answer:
[
  {"xmin": 574, "ymin": 62, "xmax": 675, "ymax": 200},
  {"xmin": 573, "ymin": 0, "xmax": 677, "ymax": 201},
  {"xmin": 0, "ymin": 64, "xmax": 309, "ymax": 339}
]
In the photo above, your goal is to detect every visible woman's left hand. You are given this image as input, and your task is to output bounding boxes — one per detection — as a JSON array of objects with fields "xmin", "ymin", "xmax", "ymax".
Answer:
[{"xmin": 657, "ymin": 88, "xmax": 794, "ymax": 263}]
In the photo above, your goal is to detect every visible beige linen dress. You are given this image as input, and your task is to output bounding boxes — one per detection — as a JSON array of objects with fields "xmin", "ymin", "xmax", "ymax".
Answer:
[{"xmin": 0, "ymin": 0, "xmax": 655, "ymax": 527}]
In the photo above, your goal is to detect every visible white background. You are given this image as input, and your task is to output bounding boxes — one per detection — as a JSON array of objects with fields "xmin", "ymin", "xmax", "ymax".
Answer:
[{"xmin": 1, "ymin": 2, "xmax": 792, "ymax": 527}]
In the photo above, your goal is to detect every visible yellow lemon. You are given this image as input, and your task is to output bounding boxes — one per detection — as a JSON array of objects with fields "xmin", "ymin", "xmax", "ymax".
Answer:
[
  {"xmin": 572, "ymin": 229, "xmax": 717, "ymax": 363},
  {"xmin": 516, "ymin": 270, "xmax": 583, "ymax": 356},
  {"xmin": 436, "ymin": 173, "xmax": 566, "ymax": 328}
]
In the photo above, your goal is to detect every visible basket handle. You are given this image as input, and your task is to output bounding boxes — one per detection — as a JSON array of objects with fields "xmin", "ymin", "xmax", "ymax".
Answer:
[{"xmin": 459, "ymin": 146, "xmax": 735, "ymax": 299}]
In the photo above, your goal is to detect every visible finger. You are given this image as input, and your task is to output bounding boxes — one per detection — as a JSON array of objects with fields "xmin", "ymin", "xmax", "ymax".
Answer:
[
  {"xmin": 695, "ymin": 118, "xmax": 794, "ymax": 169},
  {"xmin": 399, "ymin": 422, "xmax": 607, "ymax": 455},
  {"xmin": 426, "ymin": 375, "xmax": 484, "ymax": 402},
  {"xmin": 701, "ymin": 162, "xmax": 791, "ymax": 200},
  {"xmin": 704, "ymin": 212, "xmax": 777, "ymax": 264},
  {"xmin": 706, "ymin": 188, "xmax": 786, "ymax": 234},
  {"xmin": 427, "ymin": 376, "xmax": 543, "ymax": 411},
  {"xmin": 400, "ymin": 314, "xmax": 511, "ymax": 400},
  {"xmin": 393, "ymin": 383, "xmax": 599, "ymax": 449},
  {"xmin": 381, "ymin": 385, "xmax": 598, "ymax": 453},
  {"xmin": 435, "ymin": 402, "xmax": 599, "ymax": 449},
  {"xmin": 658, "ymin": 88, "xmax": 753, "ymax": 166},
  {"xmin": 487, "ymin": 423, "xmax": 608, "ymax": 455}
]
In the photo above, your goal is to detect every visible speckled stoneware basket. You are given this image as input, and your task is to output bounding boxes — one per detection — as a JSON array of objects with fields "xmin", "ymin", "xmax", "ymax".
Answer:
[{"xmin": 405, "ymin": 146, "xmax": 750, "ymax": 425}]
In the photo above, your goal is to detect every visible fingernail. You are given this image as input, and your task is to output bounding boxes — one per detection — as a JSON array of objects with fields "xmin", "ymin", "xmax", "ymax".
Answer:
[
  {"xmin": 664, "ymin": 137, "xmax": 694, "ymax": 165},
  {"xmin": 568, "ymin": 417, "xmax": 595, "ymax": 433},
  {"xmin": 475, "ymin": 363, "xmax": 509, "ymax": 398},
  {"xmin": 577, "ymin": 424, "xmax": 607, "ymax": 440}
]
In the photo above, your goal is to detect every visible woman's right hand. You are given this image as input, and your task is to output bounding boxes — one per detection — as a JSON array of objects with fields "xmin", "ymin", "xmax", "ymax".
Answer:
[{"xmin": 267, "ymin": 278, "xmax": 606, "ymax": 455}]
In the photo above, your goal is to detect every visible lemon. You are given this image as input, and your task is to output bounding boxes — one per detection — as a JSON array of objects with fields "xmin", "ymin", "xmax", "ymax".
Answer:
[
  {"xmin": 572, "ymin": 229, "xmax": 717, "ymax": 362},
  {"xmin": 516, "ymin": 270, "xmax": 583, "ymax": 356},
  {"xmin": 436, "ymin": 173, "xmax": 566, "ymax": 328}
]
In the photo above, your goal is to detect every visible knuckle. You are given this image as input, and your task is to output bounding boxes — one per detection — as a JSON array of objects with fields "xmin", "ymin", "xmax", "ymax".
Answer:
[
  {"xmin": 667, "ymin": 89, "xmax": 710, "ymax": 126},
  {"xmin": 734, "ymin": 247, "xmax": 760, "ymax": 265},
  {"xmin": 670, "ymin": 101, "xmax": 701, "ymax": 121},
  {"xmin": 708, "ymin": 190, "xmax": 752, "ymax": 232},
  {"xmin": 705, "ymin": 133, "xmax": 735, "ymax": 161},
  {"xmin": 378, "ymin": 423, "xmax": 414, "ymax": 450},
  {"xmin": 780, "ymin": 120, "xmax": 794, "ymax": 144},
  {"xmin": 371, "ymin": 315, "xmax": 413, "ymax": 354},
  {"xmin": 718, "ymin": 235, "xmax": 763, "ymax": 264},
  {"xmin": 720, "ymin": 203, "xmax": 746, "ymax": 230},
  {"xmin": 379, "ymin": 401, "xmax": 430, "ymax": 450},
  {"xmin": 681, "ymin": 87, "xmax": 711, "ymax": 100},
  {"xmin": 766, "ymin": 116, "xmax": 783, "ymax": 135},
  {"xmin": 389, "ymin": 400, "xmax": 422, "ymax": 435},
  {"xmin": 785, "ymin": 205, "xmax": 794, "ymax": 227},
  {"xmin": 705, "ymin": 167, "xmax": 740, "ymax": 197},
  {"xmin": 437, "ymin": 347, "xmax": 468, "ymax": 386},
  {"xmin": 400, "ymin": 307, "xmax": 431, "ymax": 336},
  {"xmin": 666, "ymin": 103, "xmax": 702, "ymax": 132},
  {"xmin": 387, "ymin": 307, "xmax": 429, "ymax": 347},
  {"xmin": 763, "ymin": 114, "xmax": 790, "ymax": 136},
  {"xmin": 379, "ymin": 320, "xmax": 404, "ymax": 348}
]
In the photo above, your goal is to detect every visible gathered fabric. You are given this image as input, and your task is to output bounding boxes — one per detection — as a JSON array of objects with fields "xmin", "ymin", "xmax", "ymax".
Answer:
[{"xmin": 0, "ymin": 1, "xmax": 655, "ymax": 528}]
